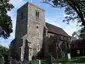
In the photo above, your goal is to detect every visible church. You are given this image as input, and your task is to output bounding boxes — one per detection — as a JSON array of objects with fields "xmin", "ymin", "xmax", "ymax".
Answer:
[{"xmin": 10, "ymin": 2, "xmax": 71, "ymax": 61}]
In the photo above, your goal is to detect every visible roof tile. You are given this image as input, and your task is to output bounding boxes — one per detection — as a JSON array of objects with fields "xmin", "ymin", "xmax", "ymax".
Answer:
[{"xmin": 46, "ymin": 23, "xmax": 69, "ymax": 37}]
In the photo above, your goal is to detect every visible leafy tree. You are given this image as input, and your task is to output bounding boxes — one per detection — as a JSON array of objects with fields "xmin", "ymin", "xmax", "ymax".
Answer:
[
  {"xmin": 79, "ymin": 27, "xmax": 85, "ymax": 38},
  {"xmin": 0, "ymin": 45, "xmax": 10, "ymax": 64},
  {"xmin": 72, "ymin": 26, "xmax": 85, "ymax": 39},
  {"xmin": 0, "ymin": 0, "xmax": 14, "ymax": 39},
  {"xmin": 0, "ymin": 45, "xmax": 9, "ymax": 57},
  {"xmin": 42, "ymin": 0, "xmax": 85, "ymax": 26}
]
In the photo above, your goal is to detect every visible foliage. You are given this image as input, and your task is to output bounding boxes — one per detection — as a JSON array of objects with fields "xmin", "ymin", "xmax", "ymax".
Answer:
[
  {"xmin": 42, "ymin": 0, "xmax": 85, "ymax": 26},
  {"xmin": 0, "ymin": 45, "xmax": 10, "ymax": 64},
  {"xmin": 0, "ymin": 45, "xmax": 9, "ymax": 57},
  {"xmin": 72, "ymin": 26, "xmax": 85, "ymax": 39},
  {"xmin": 0, "ymin": 0, "xmax": 14, "ymax": 39},
  {"xmin": 79, "ymin": 27, "xmax": 85, "ymax": 38},
  {"xmin": 43, "ymin": 35, "xmax": 67, "ymax": 59}
]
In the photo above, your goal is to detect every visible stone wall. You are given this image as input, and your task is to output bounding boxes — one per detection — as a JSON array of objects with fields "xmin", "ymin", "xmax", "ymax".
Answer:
[
  {"xmin": 13, "ymin": 2, "xmax": 45, "ymax": 61},
  {"xmin": 26, "ymin": 3, "xmax": 45, "ymax": 60},
  {"xmin": 15, "ymin": 2, "xmax": 28, "ymax": 39}
]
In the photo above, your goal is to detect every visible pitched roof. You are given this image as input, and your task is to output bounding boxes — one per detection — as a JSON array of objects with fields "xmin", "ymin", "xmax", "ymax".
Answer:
[{"xmin": 46, "ymin": 23, "xmax": 69, "ymax": 37}]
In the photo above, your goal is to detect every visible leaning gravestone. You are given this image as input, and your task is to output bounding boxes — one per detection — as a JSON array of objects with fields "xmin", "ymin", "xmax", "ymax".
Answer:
[{"xmin": 0, "ymin": 57, "xmax": 4, "ymax": 64}]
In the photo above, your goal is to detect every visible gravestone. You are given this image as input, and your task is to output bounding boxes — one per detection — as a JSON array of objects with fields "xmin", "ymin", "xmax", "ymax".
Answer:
[
  {"xmin": 67, "ymin": 53, "xmax": 71, "ymax": 59},
  {"xmin": 39, "ymin": 60, "xmax": 41, "ymax": 64}
]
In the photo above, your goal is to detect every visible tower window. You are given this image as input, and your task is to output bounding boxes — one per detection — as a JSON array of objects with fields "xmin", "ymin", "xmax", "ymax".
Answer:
[
  {"xmin": 20, "ymin": 39, "xmax": 23, "ymax": 46},
  {"xmin": 36, "ymin": 10, "xmax": 39, "ymax": 19},
  {"xmin": 20, "ymin": 12, "xmax": 24, "ymax": 19}
]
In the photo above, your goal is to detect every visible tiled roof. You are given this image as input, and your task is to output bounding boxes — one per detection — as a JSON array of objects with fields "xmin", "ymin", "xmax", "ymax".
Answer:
[{"xmin": 46, "ymin": 23, "xmax": 69, "ymax": 37}]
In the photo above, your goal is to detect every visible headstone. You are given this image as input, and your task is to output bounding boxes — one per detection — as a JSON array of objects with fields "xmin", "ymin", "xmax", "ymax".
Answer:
[
  {"xmin": 67, "ymin": 53, "xmax": 71, "ymax": 59},
  {"xmin": 39, "ymin": 60, "xmax": 41, "ymax": 64}
]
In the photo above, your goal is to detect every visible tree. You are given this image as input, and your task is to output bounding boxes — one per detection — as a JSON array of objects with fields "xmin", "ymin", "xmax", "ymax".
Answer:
[
  {"xmin": 42, "ymin": 0, "xmax": 85, "ymax": 26},
  {"xmin": 72, "ymin": 26, "xmax": 85, "ymax": 39},
  {"xmin": 79, "ymin": 27, "xmax": 85, "ymax": 38},
  {"xmin": 0, "ymin": 0, "xmax": 14, "ymax": 39},
  {"xmin": 0, "ymin": 45, "xmax": 9, "ymax": 64},
  {"xmin": 0, "ymin": 45, "xmax": 9, "ymax": 57}
]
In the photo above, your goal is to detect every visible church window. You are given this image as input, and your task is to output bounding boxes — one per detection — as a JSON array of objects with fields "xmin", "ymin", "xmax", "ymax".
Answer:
[
  {"xmin": 36, "ymin": 10, "xmax": 39, "ymax": 20},
  {"xmin": 36, "ymin": 26, "xmax": 38, "ymax": 28},
  {"xmin": 36, "ymin": 11, "xmax": 39, "ymax": 17},
  {"xmin": 20, "ymin": 12, "xmax": 24, "ymax": 19}
]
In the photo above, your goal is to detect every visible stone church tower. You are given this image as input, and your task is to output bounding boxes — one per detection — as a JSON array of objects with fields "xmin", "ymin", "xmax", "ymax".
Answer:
[
  {"xmin": 10, "ymin": 1, "xmax": 71, "ymax": 62},
  {"xmin": 12, "ymin": 2, "xmax": 45, "ymax": 61}
]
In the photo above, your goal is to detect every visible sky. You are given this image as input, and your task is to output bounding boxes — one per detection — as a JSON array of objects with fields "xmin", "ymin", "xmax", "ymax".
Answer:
[{"xmin": 0, "ymin": 0, "xmax": 79, "ymax": 48}]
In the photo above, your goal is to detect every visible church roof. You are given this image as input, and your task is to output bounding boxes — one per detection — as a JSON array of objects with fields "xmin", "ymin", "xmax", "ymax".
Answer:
[{"xmin": 46, "ymin": 23, "xmax": 69, "ymax": 37}]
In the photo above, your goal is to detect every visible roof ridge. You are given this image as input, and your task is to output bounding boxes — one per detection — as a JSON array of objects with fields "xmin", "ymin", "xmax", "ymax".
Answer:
[
  {"xmin": 46, "ymin": 22, "xmax": 69, "ymax": 37},
  {"xmin": 46, "ymin": 22, "xmax": 63, "ymax": 30}
]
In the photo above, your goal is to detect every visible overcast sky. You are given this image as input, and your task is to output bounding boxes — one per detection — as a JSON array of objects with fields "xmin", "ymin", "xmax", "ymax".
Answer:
[{"xmin": 0, "ymin": 0, "xmax": 79, "ymax": 47}]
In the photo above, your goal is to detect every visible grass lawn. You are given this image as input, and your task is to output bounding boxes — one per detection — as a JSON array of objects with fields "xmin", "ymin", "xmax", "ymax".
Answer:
[
  {"xmin": 72, "ymin": 56, "xmax": 85, "ymax": 59},
  {"xmin": 55, "ymin": 56, "xmax": 85, "ymax": 64},
  {"xmin": 41, "ymin": 56, "xmax": 85, "ymax": 64}
]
